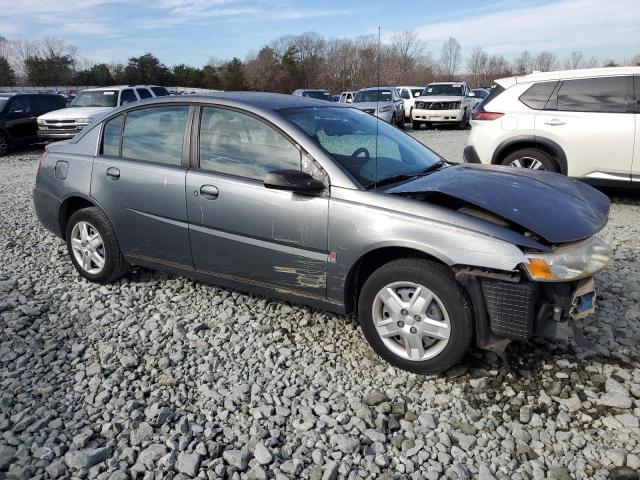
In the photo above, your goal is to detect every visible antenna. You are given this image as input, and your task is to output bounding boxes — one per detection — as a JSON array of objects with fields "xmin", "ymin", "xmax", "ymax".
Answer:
[{"xmin": 374, "ymin": 25, "xmax": 381, "ymax": 189}]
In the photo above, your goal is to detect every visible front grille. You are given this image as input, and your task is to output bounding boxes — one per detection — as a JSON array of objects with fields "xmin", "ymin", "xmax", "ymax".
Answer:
[
  {"xmin": 481, "ymin": 279, "xmax": 537, "ymax": 341},
  {"xmin": 40, "ymin": 119, "xmax": 83, "ymax": 131},
  {"xmin": 415, "ymin": 101, "xmax": 460, "ymax": 110}
]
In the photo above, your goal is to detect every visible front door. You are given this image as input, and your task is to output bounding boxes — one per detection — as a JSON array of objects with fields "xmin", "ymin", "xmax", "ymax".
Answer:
[
  {"xmin": 186, "ymin": 105, "xmax": 329, "ymax": 297},
  {"xmin": 90, "ymin": 105, "xmax": 194, "ymax": 266},
  {"xmin": 535, "ymin": 76, "xmax": 635, "ymax": 180}
]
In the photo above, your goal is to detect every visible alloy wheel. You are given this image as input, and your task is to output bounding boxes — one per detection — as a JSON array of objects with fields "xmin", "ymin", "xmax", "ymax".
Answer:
[
  {"xmin": 372, "ymin": 281, "xmax": 451, "ymax": 361},
  {"xmin": 70, "ymin": 221, "xmax": 106, "ymax": 275},
  {"xmin": 508, "ymin": 156, "xmax": 546, "ymax": 170}
]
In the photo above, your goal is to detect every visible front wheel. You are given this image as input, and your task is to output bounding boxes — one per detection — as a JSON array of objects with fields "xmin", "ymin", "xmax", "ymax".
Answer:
[
  {"xmin": 357, "ymin": 258, "xmax": 473, "ymax": 374},
  {"xmin": 411, "ymin": 121, "xmax": 422, "ymax": 130},
  {"xmin": 66, "ymin": 207, "xmax": 129, "ymax": 284},
  {"xmin": 0, "ymin": 132, "xmax": 9, "ymax": 156},
  {"xmin": 500, "ymin": 148, "xmax": 559, "ymax": 173}
]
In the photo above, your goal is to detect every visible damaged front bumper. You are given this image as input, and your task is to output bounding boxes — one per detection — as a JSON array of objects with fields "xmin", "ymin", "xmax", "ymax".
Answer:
[{"xmin": 458, "ymin": 271, "xmax": 599, "ymax": 351}]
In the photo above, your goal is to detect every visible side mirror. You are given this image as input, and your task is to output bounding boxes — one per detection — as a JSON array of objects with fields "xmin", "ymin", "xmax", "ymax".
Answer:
[
  {"xmin": 264, "ymin": 169, "xmax": 325, "ymax": 194},
  {"xmin": 468, "ymin": 91, "xmax": 476, "ymax": 98}
]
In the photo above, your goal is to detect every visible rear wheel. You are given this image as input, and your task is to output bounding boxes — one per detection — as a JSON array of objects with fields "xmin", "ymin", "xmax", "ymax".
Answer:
[
  {"xmin": 0, "ymin": 132, "xmax": 8, "ymax": 156},
  {"xmin": 357, "ymin": 258, "xmax": 473, "ymax": 374},
  {"xmin": 500, "ymin": 148, "xmax": 559, "ymax": 173},
  {"xmin": 66, "ymin": 207, "xmax": 129, "ymax": 284}
]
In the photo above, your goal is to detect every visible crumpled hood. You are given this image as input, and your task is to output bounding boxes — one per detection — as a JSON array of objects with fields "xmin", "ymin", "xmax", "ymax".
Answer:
[
  {"xmin": 386, "ymin": 164, "xmax": 610, "ymax": 244},
  {"xmin": 38, "ymin": 106, "xmax": 112, "ymax": 121}
]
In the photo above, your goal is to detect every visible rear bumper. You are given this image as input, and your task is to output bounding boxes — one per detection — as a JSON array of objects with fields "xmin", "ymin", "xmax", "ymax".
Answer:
[
  {"xmin": 33, "ymin": 187, "xmax": 63, "ymax": 237},
  {"xmin": 463, "ymin": 145, "xmax": 481, "ymax": 164},
  {"xmin": 412, "ymin": 108, "xmax": 463, "ymax": 122}
]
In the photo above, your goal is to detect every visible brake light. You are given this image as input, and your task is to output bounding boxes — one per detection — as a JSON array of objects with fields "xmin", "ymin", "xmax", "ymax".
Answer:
[
  {"xmin": 471, "ymin": 104, "xmax": 504, "ymax": 121},
  {"xmin": 38, "ymin": 147, "xmax": 48, "ymax": 169}
]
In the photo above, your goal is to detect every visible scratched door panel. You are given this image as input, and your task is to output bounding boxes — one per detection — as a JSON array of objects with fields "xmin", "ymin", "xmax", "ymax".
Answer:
[
  {"xmin": 91, "ymin": 157, "xmax": 192, "ymax": 266},
  {"xmin": 185, "ymin": 170, "xmax": 329, "ymax": 296}
]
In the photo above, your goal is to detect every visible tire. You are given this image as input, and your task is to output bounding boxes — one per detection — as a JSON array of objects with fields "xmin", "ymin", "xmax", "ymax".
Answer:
[
  {"xmin": 411, "ymin": 121, "xmax": 422, "ymax": 130},
  {"xmin": 396, "ymin": 114, "xmax": 404, "ymax": 129},
  {"xmin": 390, "ymin": 114, "xmax": 397, "ymax": 127},
  {"xmin": 65, "ymin": 207, "xmax": 129, "ymax": 284},
  {"xmin": 0, "ymin": 132, "xmax": 8, "ymax": 157},
  {"xmin": 500, "ymin": 148, "xmax": 559, "ymax": 173},
  {"xmin": 457, "ymin": 110, "xmax": 468, "ymax": 130},
  {"xmin": 357, "ymin": 258, "xmax": 473, "ymax": 374}
]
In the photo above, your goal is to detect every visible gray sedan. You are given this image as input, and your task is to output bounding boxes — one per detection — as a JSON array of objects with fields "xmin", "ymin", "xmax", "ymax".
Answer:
[
  {"xmin": 351, "ymin": 87, "xmax": 405, "ymax": 128},
  {"xmin": 33, "ymin": 93, "xmax": 611, "ymax": 373}
]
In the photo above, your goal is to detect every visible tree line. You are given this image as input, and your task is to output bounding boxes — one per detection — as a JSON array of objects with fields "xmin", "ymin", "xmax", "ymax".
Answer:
[{"xmin": 1, "ymin": 33, "xmax": 639, "ymax": 91}]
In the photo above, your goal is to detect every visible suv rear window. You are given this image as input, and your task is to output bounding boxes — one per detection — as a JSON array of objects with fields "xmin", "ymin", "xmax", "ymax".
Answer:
[
  {"xmin": 519, "ymin": 81, "xmax": 558, "ymax": 110},
  {"xmin": 555, "ymin": 77, "xmax": 629, "ymax": 113},
  {"xmin": 151, "ymin": 87, "xmax": 170, "ymax": 97}
]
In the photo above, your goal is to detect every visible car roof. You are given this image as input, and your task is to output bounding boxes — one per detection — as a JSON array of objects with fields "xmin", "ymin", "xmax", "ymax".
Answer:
[
  {"xmin": 112, "ymin": 91, "xmax": 343, "ymax": 112},
  {"xmin": 81, "ymin": 85, "xmax": 163, "ymax": 92},
  {"xmin": 498, "ymin": 66, "xmax": 640, "ymax": 86},
  {"xmin": 0, "ymin": 92, "xmax": 61, "ymax": 97},
  {"xmin": 427, "ymin": 82, "xmax": 467, "ymax": 85},
  {"xmin": 358, "ymin": 86, "xmax": 396, "ymax": 91}
]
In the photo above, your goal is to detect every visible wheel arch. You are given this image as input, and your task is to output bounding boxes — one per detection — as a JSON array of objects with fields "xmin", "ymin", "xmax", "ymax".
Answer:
[
  {"xmin": 343, "ymin": 245, "xmax": 452, "ymax": 316},
  {"xmin": 491, "ymin": 136, "xmax": 568, "ymax": 175},
  {"xmin": 57, "ymin": 194, "xmax": 115, "ymax": 241}
]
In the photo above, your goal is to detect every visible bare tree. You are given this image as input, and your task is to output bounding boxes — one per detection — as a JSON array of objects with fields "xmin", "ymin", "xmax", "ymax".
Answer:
[
  {"xmin": 584, "ymin": 56, "xmax": 599, "ymax": 68},
  {"xmin": 532, "ymin": 51, "xmax": 557, "ymax": 72},
  {"xmin": 629, "ymin": 54, "xmax": 640, "ymax": 66},
  {"xmin": 563, "ymin": 50, "xmax": 584, "ymax": 70},
  {"xmin": 439, "ymin": 37, "xmax": 461, "ymax": 81},
  {"xmin": 466, "ymin": 46, "xmax": 488, "ymax": 86},
  {"xmin": 512, "ymin": 50, "xmax": 533, "ymax": 75}
]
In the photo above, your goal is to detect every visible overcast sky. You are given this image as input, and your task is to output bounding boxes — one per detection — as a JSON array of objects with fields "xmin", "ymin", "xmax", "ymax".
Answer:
[{"xmin": 2, "ymin": 0, "xmax": 639, "ymax": 65}]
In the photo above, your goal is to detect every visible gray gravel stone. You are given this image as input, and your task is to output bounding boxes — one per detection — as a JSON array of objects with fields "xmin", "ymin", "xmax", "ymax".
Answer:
[
  {"xmin": 64, "ymin": 447, "xmax": 112, "ymax": 471},
  {"xmin": 253, "ymin": 442, "xmax": 273, "ymax": 465},
  {"xmin": 175, "ymin": 452, "xmax": 202, "ymax": 477},
  {"xmin": 222, "ymin": 449, "xmax": 250, "ymax": 470}
]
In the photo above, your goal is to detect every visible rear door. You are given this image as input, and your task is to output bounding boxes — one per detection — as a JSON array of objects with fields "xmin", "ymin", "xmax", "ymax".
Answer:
[
  {"xmin": 5, "ymin": 96, "xmax": 35, "ymax": 141},
  {"xmin": 91, "ymin": 104, "xmax": 194, "ymax": 266},
  {"xmin": 535, "ymin": 76, "xmax": 634, "ymax": 180},
  {"xmin": 185, "ymin": 105, "xmax": 329, "ymax": 296}
]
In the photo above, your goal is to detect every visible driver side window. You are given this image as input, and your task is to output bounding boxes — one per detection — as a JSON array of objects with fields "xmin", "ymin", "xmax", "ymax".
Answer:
[
  {"xmin": 199, "ymin": 107, "xmax": 301, "ymax": 181},
  {"xmin": 9, "ymin": 97, "xmax": 31, "ymax": 113}
]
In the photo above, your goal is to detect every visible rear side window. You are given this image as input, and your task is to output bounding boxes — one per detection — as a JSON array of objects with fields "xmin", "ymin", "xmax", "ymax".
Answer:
[
  {"xmin": 199, "ymin": 106, "xmax": 300, "ymax": 180},
  {"xmin": 556, "ymin": 77, "xmax": 629, "ymax": 113},
  {"xmin": 151, "ymin": 87, "xmax": 170, "ymax": 97},
  {"xmin": 136, "ymin": 88, "xmax": 152, "ymax": 99},
  {"xmin": 121, "ymin": 106, "xmax": 189, "ymax": 165},
  {"xmin": 8, "ymin": 96, "xmax": 31, "ymax": 113},
  {"xmin": 102, "ymin": 115, "xmax": 123, "ymax": 156},
  {"xmin": 519, "ymin": 81, "xmax": 558, "ymax": 110},
  {"xmin": 120, "ymin": 89, "xmax": 137, "ymax": 105}
]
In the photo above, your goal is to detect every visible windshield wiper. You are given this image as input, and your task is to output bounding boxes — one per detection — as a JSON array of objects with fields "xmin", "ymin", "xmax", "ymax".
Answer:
[{"xmin": 370, "ymin": 161, "xmax": 446, "ymax": 189}]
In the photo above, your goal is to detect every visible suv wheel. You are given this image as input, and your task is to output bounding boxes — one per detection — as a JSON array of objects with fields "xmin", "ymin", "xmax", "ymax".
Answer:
[
  {"xmin": 458, "ymin": 109, "xmax": 468, "ymax": 130},
  {"xmin": 501, "ymin": 148, "xmax": 559, "ymax": 173},
  {"xmin": 357, "ymin": 258, "xmax": 473, "ymax": 374},
  {"xmin": 0, "ymin": 132, "xmax": 8, "ymax": 156},
  {"xmin": 66, "ymin": 207, "xmax": 129, "ymax": 284}
]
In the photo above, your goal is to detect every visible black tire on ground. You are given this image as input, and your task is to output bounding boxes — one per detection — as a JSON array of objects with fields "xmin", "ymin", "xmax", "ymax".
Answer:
[
  {"xmin": 396, "ymin": 114, "xmax": 405, "ymax": 129},
  {"xmin": 357, "ymin": 258, "xmax": 473, "ymax": 374},
  {"xmin": 411, "ymin": 121, "xmax": 422, "ymax": 130},
  {"xmin": 500, "ymin": 147, "xmax": 560, "ymax": 173},
  {"xmin": 65, "ymin": 207, "xmax": 129, "ymax": 284},
  {"xmin": 458, "ymin": 109, "xmax": 468, "ymax": 129},
  {"xmin": 0, "ymin": 132, "xmax": 9, "ymax": 156}
]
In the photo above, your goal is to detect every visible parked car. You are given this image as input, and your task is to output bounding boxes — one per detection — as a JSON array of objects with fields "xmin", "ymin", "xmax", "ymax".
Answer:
[
  {"xmin": 0, "ymin": 92, "xmax": 67, "ymax": 156},
  {"xmin": 465, "ymin": 67, "xmax": 640, "ymax": 187},
  {"xmin": 292, "ymin": 89, "xmax": 332, "ymax": 101},
  {"xmin": 397, "ymin": 86, "xmax": 425, "ymax": 121},
  {"xmin": 37, "ymin": 85, "xmax": 170, "ymax": 141},
  {"xmin": 338, "ymin": 91, "xmax": 355, "ymax": 104},
  {"xmin": 411, "ymin": 82, "xmax": 475, "ymax": 130},
  {"xmin": 470, "ymin": 88, "xmax": 490, "ymax": 109},
  {"xmin": 352, "ymin": 87, "xmax": 405, "ymax": 127},
  {"xmin": 33, "ymin": 92, "xmax": 612, "ymax": 373}
]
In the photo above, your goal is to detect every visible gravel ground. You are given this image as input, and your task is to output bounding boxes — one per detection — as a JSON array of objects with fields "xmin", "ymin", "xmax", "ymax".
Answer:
[{"xmin": 1, "ymin": 139, "xmax": 640, "ymax": 480}]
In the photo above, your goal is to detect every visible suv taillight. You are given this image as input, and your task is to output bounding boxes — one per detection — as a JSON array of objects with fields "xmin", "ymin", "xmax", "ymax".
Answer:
[
  {"xmin": 38, "ymin": 147, "xmax": 48, "ymax": 169},
  {"xmin": 471, "ymin": 104, "xmax": 504, "ymax": 121}
]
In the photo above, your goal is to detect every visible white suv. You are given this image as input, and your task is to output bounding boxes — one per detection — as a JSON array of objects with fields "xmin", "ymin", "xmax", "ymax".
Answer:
[
  {"xmin": 397, "ymin": 86, "xmax": 425, "ymax": 121},
  {"xmin": 465, "ymin": 67, "xmax": 640, "ymax": 187},
  {"xmin": 411, "ymin": 82, "xmax": 475, "ymax": 130},
  {"xmin": 37, "ymin": 85, "xmax": 169, "ymax": 140}
]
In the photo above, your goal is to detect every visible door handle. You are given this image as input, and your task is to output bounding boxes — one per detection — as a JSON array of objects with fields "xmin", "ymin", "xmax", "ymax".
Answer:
[
  {"xmin": 199, "ymin": 184, "xmax": 219, "ymax": 199},
  {"xmin": 106, "ymin": 167, "xmax": 120, "ymax": 178},
  {"xmin": 544, "ymin": 119, "xmax": 566, "ymax": 126}
]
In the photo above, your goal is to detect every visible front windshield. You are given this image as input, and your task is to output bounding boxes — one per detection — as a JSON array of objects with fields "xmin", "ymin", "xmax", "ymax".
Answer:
[
  {"xmin": 280, "ymin": 106, "xmax": 441, "ymax": 188},
  {"xmin": 303, "ymin": 91, "xmax": 331, "ymax": 101},
  {"xmin": 411, "ymin": 88, "xmax": 423, "ymax": 97},
  {"xmin": 71, "ymin": 90, "xmax": 119, "ymax": 107},
  {"xmin": 421, "ymin": 84, "xmax": 464, "ymax": 96},
  {"xmin": 354, "ymin": 90, "xmax": 392, "ymax": 103}
]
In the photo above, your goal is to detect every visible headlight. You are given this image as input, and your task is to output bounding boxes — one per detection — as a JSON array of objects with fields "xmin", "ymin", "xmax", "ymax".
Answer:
[
  {"xmin": 37, "ymin": 118, "xmax": 46, "ymax": 124},
  {"xmin": 378, "ymin": 106, "xmax": 393, "ymax": 113},
  {"xmin": 76, "ymin": 118, "xmax": 94, "ymax": 124},
  {"xmin": 522, "ymin": 236, "xmax": 612, "ymax": 282}
]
